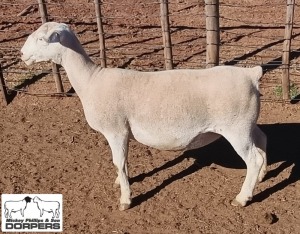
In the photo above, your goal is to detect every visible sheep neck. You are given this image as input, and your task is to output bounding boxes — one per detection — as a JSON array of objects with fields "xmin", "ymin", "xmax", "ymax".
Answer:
[{"xmin": 61, "ymin": 41, "xmax": 98, "ymax": 100}]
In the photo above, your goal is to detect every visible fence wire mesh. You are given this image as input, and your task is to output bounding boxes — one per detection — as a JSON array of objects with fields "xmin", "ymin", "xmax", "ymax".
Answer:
[{"xmin": 0, "ymin": 0, "xmax": 299, "ymax": 101}]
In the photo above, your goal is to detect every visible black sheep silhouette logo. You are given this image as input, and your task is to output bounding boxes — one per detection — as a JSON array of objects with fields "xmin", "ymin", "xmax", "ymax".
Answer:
[{"xmin": 4, "ymin": 196, "xmax": 32, "ymax": 218}]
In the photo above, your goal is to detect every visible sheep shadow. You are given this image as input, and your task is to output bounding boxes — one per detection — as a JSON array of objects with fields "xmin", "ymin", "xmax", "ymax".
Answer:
[
  {"xmin": 4, "ymin": 72, "xmax": 49, "ymax": 104},
  {"xmin": 130, "ymin": 123, "xmax": 300, "ymax": 208}
]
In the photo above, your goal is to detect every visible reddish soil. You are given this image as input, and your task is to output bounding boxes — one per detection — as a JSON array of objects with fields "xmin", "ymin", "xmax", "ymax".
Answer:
[{"xmin": 0, "ymin": 0, "xmax": 300, "ymax": 233}]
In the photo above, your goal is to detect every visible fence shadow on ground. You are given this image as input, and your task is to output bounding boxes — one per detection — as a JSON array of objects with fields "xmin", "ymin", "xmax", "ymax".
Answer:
[
  {"xmin": 224, "ymin": 32, "xmax": 300, "ymax": 74},
  {"xmin": 0, "ymin": 34, "xmax": 30, "ymax": 44},
  {"xmin": 262, "ymin": 47, "xmax": 300, "ymax": 74},
  {"xmin": 131, "ymin": 123, "xmax": 300, "ymax": 208}
]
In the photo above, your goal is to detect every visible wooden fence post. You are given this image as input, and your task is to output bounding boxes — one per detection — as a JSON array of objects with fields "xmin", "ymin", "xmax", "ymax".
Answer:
[
  {"xmin": 0, "ymin": 64, "xmax": 8, "ymax": 105},
  {"xmin": 160, "ymin": 0, "xmax": 173, "ymax": 70},
  {"xmin": 37, "ymin": 0, "xmax": 64, "ymax": 93},
  {"xmin": 94, "ymin": 0, "xmax": 107, "ymax": 68},
  {"xmin": 282, "ymin": 0, "xmax": 295, "ymax": 100},
  {"xmin": 205, "ymin": 0, "xmax": 220, "ymax": 68}
]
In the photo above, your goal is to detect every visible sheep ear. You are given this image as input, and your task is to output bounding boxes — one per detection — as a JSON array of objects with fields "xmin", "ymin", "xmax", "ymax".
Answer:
[
  {"xmin": 47, "ymin": 31, "xmax": 60, "ymax": 43},
  {"xmin": 45, "ymin": 24, "xmax": 68, "ymax": 43}
]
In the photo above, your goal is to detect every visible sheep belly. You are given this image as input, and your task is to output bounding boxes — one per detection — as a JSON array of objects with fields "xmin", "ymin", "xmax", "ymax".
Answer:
[
  {"xmin": 130, "ymin": 125, "xmax": 220, "ymax": 151},
  {"xmin": 186, "ymin": 132, "xmax": 221, "ymax": 150}
]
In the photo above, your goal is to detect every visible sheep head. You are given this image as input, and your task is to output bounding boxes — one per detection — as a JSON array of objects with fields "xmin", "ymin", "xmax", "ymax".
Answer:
[
  {"xmin": 21, "ymin": 22, "xmax": 72, "ymax": 65},
  {"xmin": 33, "ymin": 196, "xmax": 40, "ymax": 203},
  {"xmin": 24, "ymin": 196, "xmax": 32, "ymax": 203}
]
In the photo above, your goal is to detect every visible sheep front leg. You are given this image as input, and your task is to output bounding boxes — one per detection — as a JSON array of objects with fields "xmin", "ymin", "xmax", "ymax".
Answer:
[
  {"xmin": 107, "ymin": 134, "xmax": 131, "ymax": 211},
  {"xmin": 7, "ymin": 210, "xmax": 12, "ymax": 219},
  {"xmin": 4, "ymin": 209, "xmax": 8, "ymax": 218}
]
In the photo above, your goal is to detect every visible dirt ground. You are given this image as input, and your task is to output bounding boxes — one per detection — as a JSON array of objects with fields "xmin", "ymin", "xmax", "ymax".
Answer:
[{"xmin": 1, "ymin": 0, "xmax": 300, "ymax": 233}]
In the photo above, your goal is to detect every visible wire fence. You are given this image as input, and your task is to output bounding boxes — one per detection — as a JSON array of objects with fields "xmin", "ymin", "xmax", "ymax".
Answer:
[{"xmin": 0, "ymin": 0, "xmax": 300, "ymax": 103}]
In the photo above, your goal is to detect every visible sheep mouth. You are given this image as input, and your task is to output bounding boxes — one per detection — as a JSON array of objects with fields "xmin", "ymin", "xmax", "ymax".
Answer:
[{"xmin": 21, "ymin": 55, "xmax": 34, "ymax": 66}]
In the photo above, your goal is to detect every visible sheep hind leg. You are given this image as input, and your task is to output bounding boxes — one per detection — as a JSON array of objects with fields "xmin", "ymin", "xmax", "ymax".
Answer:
[
  {"xmin": 55, "ymin": 209, "xmax": 60, "ymax": 218},
  {"xmin": 253, "ymin": 126, "xmax": 267, "ymax": 182},
  {"xmin": 114, "ymin": 163, "xmax": 128, "ymax": 188},
  {"xmin": 107, "ymin": 134, "xmax": 131, "ymax": 211},
  {"xmin": 223, "ymin": 131, "xmax": 264, "ymax": 207}
]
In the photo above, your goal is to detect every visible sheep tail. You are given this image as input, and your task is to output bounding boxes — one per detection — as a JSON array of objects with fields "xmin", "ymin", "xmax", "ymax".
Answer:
[
  {"xmin": 251, "ymin": 66, "xmax": 263, "ymax": 82},
  {"xmin": 249, "ymin": 66, "xmax": 263, "ymax": 90}
]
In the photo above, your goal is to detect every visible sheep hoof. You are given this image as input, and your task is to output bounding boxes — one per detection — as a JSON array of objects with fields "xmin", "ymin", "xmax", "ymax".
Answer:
[
  {"xmin": 231, "ymin": 199, "xmax": 246, "ymax": 207},
  {"xmin": 119, "ymin": 203, "xmax": 130, "ymax": 211}
]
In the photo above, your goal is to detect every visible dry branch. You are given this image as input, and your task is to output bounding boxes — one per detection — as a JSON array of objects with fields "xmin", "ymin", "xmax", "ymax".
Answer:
[{"xmin": 17, "ymin": 5, "xmax": 35, "ymax": 17}]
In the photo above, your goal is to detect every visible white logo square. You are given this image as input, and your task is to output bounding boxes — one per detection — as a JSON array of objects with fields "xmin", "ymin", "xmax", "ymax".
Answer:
[{"xmin": 1, "ymin": 194, "xmax": 62, "ymax": 232}]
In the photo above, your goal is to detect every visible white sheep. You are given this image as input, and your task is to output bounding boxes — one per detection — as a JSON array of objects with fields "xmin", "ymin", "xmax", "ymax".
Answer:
[
  {"xmin": 21, "ymin": 22, "xmax": 267, "ymax": 211},
  {"xmin": 33, "ymin": 196, "xmax": 60, "ymax": 218},
  {"xmin": 4, "ymin": 196, "xmax": 32, "ymax": 218}
]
